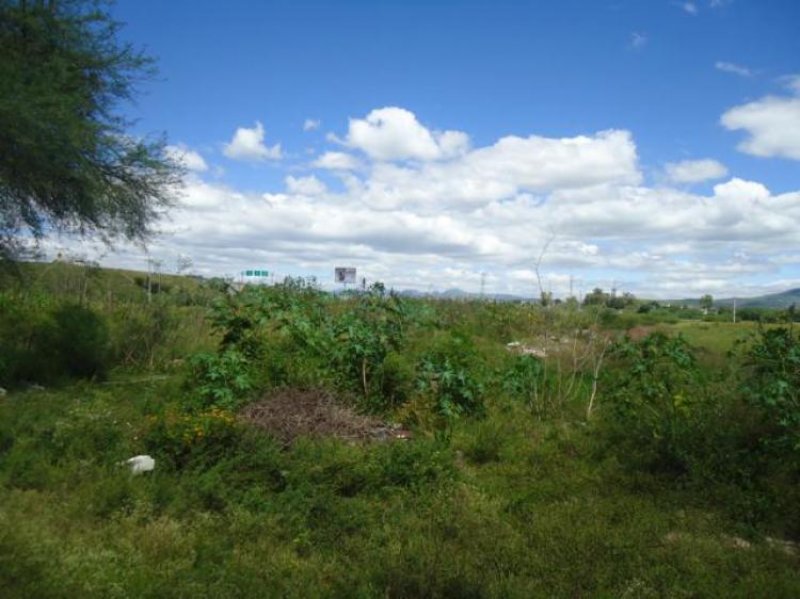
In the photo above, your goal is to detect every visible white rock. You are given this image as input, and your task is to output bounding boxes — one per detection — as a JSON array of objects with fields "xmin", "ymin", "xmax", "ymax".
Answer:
[{"xmin": 125, "ymin": 455, "xmax": 155, "ymax": 474}]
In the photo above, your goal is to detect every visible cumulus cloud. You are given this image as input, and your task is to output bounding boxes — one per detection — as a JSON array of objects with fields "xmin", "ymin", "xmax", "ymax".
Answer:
[
  {"xmin": 665, "ymin": 159, "xmax": 728, "ymax": 183},
  {"xmin": 713, "ymin": 177, "xmax": 770, "ymax": 201},
  {"xmin": 152, "ymin": 170, "xmax": 799, "ymax": 297},
  {"xmin": 303, "ymin": 118, "xmax": 320, "ymax": 131},
  {"xmin": 722, "ymin": 97, "xmax": 800, "ymax": 160},
  {"xmin": 223, "ymin": 121, "xmax": 282, "ymax": 161},
  {"xmin": 61, "ymin": 107, "xmax": 800, "ymax": 299},
  {"xmin": 344, "ymin": 107, "xmax": 470, "ymax": 161},
  {"xmin": 715, "ymin": 61, "xmax": 752, "ymax": 77},
  {"xmin": 313, "ymin": 151, "xmax": 361, "ymax": 170},
  {"xmin": 285, "ymin": 175, "xmax": 327, "ymax": 196},
  {"xmin": 356, "ymin": 128, "xmax": 640, "ymax": 210},
  {"xmin": 165, "ymin": 144, "xmax": 208, "ymax": 172}
]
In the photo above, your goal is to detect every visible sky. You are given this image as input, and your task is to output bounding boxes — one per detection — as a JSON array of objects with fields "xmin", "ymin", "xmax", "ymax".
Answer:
[{"xmin": 48, "ymin": 0, "xmax": 800, "ymax": 299}]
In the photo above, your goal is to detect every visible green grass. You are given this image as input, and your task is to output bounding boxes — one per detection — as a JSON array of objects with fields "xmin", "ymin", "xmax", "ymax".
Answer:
[
  {"xmin": 662, "ymin": 320, "xmax": 758, "ymax": 354},
  {"xmin": 1, "ymin": 276, "xmax": 799, "ymax": 596},
  {"xmin": 1, "ymin": 377, "xmax": 798, "ymax": 597}
]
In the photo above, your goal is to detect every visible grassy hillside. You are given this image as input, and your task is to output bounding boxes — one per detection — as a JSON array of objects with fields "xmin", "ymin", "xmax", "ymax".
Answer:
[{"xmin": 719, "ymin": 288, "xmax": 800, "ymax": 309}]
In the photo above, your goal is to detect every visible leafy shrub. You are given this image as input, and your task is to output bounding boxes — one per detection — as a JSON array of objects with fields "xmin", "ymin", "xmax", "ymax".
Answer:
[
  {"xmin": 330, "ymin": 284, "xmax": 411, "ymax": 406},
  {"xmin": 416, "ymin": 355, "xmax": 485, "ymax": 421},
  {"xmin": 0, "ymin": 293, "xmax": 48, "ymax": 385},
  {"xmin": 109, "ymin": 302, "xmax": 177, "ymax": 368},
  {"xmin": 188, "ymin": 349, "xmax": 253, "ymax": 410},
  {"xmin": 600, "ymin": 332, "xmax": 703, "ymax": 473},
  {"xmin": 142, "ymin": 407, "xmax": 239, "ymax": 469},
  {"xmin": 502, "ymin": 354, "xmax": 554, "ymax": 417},
  {"xmin": 0, "ymin": 299, "xmax": 109, "ymax": 384},
  {"xmin": 742, "ymin": 327, "xmax": 800, "ymax": 454},
  {"xmin": 48, "ymin": 304, "xmax": 110, "ymax": 379}
]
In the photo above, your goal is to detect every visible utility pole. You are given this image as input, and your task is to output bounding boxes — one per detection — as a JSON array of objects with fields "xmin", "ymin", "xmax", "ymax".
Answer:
[
  {"xmin": 146, "ymin": 256, "xmax": 152, "ymax": 303},
  {"xmin": 733, "ymin": 298, "xmax": 737, "ymax": 323},
  {"xmin": 480, "ymin": 272, "xmax": 486, "ymax": 298}
]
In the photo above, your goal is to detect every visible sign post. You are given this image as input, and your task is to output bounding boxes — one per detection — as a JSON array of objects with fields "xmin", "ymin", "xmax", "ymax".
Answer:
[
  {"xmin": 240, "ymin": 269, "xmax": 270, "ymax": 284},
  {"xmin": 334, "ymin": 267, "xmax": 356, "ymax": 292}
]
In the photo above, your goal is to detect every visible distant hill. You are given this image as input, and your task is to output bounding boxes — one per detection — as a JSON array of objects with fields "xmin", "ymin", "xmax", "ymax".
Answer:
[
  {"xmin": 1, "ymin": 260, "xmax": 208, "ymax": 303},
  {"xmin": 715, "ymin": 288, "xmax": 800, "ymax": 309},
  {"xmin": 397, "ymin": 287, "xmax": 531, "ymax": 302}
]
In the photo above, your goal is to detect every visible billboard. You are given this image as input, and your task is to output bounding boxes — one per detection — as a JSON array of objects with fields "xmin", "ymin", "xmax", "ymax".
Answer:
[
  {"xmin": 242, "ymin": 269, "xmax": 269, "ymax": 277},
  {"xmin": 334, "ymin": 267, "xmax": 356, "ymax": 284}
]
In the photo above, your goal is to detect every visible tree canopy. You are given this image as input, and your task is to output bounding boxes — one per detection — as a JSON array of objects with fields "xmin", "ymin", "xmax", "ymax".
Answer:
[{"xmin": 0, "ymin": 0, "xmax": 180, "ymax": 259}]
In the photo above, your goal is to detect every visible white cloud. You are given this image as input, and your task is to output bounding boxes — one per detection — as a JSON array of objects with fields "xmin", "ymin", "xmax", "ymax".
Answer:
[
  {"xmin": 715, "ymin": 61, "xmax": 752, "ymax": 77},
  {"xmin": 57, "ymin": 107, "xmax": 800, "ymax": 299},
  {"xmin": 285, "ymin": 175, "xmax": 327, "ymax": 196},
  {"xmin": 781, "ymin": 74, "xmax": 800, "ymax": 94},
  {"xmin": 630, "ymin": 32, "xmax": 647, "ymax": 49},
  {"xmin": 681, "ymin": 2, "xmax": 698, "ymax": 15},
  {"xmin": 313, "ymin": 151, "xmax": 360, "ymax": 170},
  {"xmin": 344, "ymin": 107, "xmax": 470, "ymax": 161},
  {"xmin": 356, "ymin": 128, "xmax": 641, "ymax": 210},
  {"xmin": 713, "ymin": 177, "xmax": 770, "ymax": 201},
  {"xmin": 721, "ymin": 92, "xmax": 800, "ymax": 160},
  {"xmin": 665, "ymin": 159, "xmax": 728, "ymax": 183},
  {"xmin": 223, "ymin": 121, "xmax": 282, "ymax": 161},
  {"xmin": 303, "ymin": 118, "xmax": 321, "ymax": 131},
  {"xmin": 165, "ymin": 144, "xmax": 208, "ymax": 172}
]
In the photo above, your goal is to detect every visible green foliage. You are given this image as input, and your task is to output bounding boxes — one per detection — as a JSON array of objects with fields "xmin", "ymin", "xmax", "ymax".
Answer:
[
  {"xmin": 3, "ymin": 268, "xmax": 800, "ymax": 594},
  {"xmin": 196, "ymin": 281, "xmax": 416, "ymax": 410},
  {"xmin": 601, "ymin": 332, "xmax": 702, "ymax": 472},
  {"xmin": 502, "ymin": 354, "xmax": 548, "ymax": 414},
  {"xmin": 330, "ymin": 283, "xmax": 410, "ymax": 406},
  {"xmin": 141, "ymin": 407, "xmax": 239, "ymax": 470},
  {"xmin": 0, "ymin": 0, "xmax": 181, "ymax": 255},
  {"xmin": 0, "ymin": 298, "xmax": 109, "ymax": 384},
  {"xmin": 48, "ymin": 303, "xmax": 110, "ymax": 379},
  {"xmin": 188, "ymin": 350, "xmax": 253, "ymax": 411},
  {"xmin": 462, "ymin": 420, "xmax": 506, "ymax": 464},
  {"xmin": 743, "ymin": 327, "xmax": 800, "ymax": 453},
  {"xmin": 415, "ymin": 334, "xmax": 485, "ymax": 423}
]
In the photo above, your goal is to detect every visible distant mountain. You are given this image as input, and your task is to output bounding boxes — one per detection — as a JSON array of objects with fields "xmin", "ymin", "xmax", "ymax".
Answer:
[
  {"xmin": 397, "ymin": 287, "xmax": 530, "ymax": 302},
  {"xmin": 715, "ymin": 288, "xmax": 800, "ymax": 309}
]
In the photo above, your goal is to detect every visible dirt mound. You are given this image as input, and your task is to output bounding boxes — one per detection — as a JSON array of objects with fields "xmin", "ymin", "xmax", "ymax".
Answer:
[{"xmin": 239, "ymin": 388, "xmax": 410, "ymax": 445}]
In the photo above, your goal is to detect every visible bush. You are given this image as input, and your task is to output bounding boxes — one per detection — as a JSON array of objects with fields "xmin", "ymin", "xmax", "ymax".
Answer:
[
  {"xmin": 48, "ymin": 304, "xmax": 110, "ymax": 379},
  {"xmin": 416, "ymin": 352, "xmax": 485, "ymax": 421},
  {"xmin": 188, "ymin": 349, "xmax": 253, "ymax": 411},
  {"xmin": 0, "ymin": 299, "xmax": 109, "ymax": 384},
  {"xmin": 742, "ymin": 327, "xmax": 800, "ymax": 454},
  {"xmin": 142, "ymin": 407, "xmax": 239, "ymax": 469},
  {"xmin": 599, "ymin": 332, "xmax": 703, "ymax": 473},
  {"xmin": 502, "ymin": 354, "xmax": 559, "ymax": 417},
  {"xmin": 109, "ymin": 302, "xmax": 178, "ymax": 368}
]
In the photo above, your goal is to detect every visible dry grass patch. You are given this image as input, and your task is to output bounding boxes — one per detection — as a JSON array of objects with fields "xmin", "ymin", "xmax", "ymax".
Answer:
[{"xmin": 239, "ymin": 388, "xmax": 410, "ymax": 445}]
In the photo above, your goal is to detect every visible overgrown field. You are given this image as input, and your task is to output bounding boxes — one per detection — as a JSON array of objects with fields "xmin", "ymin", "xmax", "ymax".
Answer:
[{"xmin": 1, "ymin": 263, "xmax": 799, "ymax": 597}]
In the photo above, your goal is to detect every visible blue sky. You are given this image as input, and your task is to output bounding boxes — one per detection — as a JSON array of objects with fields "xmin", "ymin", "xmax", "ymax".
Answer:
[{"xmin": 61, "ymin": 0, "xmax": 800, "ymax": 298}]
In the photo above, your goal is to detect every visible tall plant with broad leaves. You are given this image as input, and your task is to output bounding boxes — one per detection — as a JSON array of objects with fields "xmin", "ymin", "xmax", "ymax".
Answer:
[
  {"xmin": 603, "ymin": 332, "xmax": 702, "ymax": 472},
  {"xmin": 331, "ymin": 283, "xmax": 410, "ymax": 405},
  {"xmin": 742, "ymin": 326, "xmax": 800, "ymax": 454}
]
